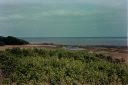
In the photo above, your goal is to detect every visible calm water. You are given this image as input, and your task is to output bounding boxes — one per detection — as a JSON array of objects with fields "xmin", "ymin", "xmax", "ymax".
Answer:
[{"xmin": 20, "ymin": 37, "xmax": 127, "ymax": 46}]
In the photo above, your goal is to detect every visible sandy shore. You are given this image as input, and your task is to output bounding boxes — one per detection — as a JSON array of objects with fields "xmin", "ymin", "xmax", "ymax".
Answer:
[{"xmin": 0, "ymin": 44, "xmax": 128, "ymax": 63}]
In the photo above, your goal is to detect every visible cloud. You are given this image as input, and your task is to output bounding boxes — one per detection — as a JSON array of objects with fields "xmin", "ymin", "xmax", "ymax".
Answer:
[
  {"xmin": 0, "ymin": 7, "xmax": 123, "ymax": 22},
  {"xmin": 0, "ymin": 16, "xmax": 9, "ymax": 20},
  {"xmin": 0, "ymin": 14, "xmax": 25, "ymax": 21},
  {"xmin": 40, "ymin": 10, "xmax": 88, "ymax": 16},
  {"xmin": 0, "ymin": 10, "xmax": 92, "ymax": 21},
  {"xmin": 0, "ymin": 0, "xmax": 126, "ymax": 37},
  {"xmin": 0, "ymin": 0, "xmax": 126, "ymax": 8},
  {"xmin": 9, "ymin": 14, "xmax": 25, "ymax": 19}
]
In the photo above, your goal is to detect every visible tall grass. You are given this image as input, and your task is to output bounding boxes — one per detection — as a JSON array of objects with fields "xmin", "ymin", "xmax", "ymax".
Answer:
[{"xmin": 0, "ymin": 48, "xmax": 128, "ymax": 85}]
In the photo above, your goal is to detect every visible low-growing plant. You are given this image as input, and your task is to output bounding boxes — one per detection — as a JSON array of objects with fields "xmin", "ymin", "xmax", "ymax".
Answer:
[{"xmin": 0, "ymin": 48, "xmax": 128, "ymax": 85}]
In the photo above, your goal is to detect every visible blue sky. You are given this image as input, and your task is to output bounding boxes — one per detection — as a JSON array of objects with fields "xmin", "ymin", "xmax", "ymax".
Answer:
[{"xmin": 0, "ymin": 0, "xmax": 127, "ymax": 37}]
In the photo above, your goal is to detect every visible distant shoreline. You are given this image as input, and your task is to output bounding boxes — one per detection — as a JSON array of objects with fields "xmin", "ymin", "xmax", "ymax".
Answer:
[
  {"xmin": 0, "ymin": 43, "xmax": 127, "ymax": 50},
  {"xmin": 30, "ymin": 43, "xmax": 128, "ymax": 48}
]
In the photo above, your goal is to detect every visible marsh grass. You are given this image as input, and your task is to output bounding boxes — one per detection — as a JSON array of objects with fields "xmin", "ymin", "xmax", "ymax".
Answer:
[{"xmin": 0, "ymin": 48, "xmax": 128, "ymax": 85}]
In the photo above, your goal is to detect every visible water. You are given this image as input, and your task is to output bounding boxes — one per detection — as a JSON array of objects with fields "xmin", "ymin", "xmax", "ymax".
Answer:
[{"xmin": 20, "ymin": 37, "xmax": 127, "ymax": 46}]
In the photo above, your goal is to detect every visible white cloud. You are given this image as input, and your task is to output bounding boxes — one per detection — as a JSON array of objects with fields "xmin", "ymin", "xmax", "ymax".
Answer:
[
  {"xmin": 9, "ymin": 14, "xmax": 25, "ymax": 19},
  {"xmin": 40, "ymin": 10, "xmax": 88, "ymax": 16},
  {"xmin": 77, "ymin": 0, "xmax": 126, "ymax": 9},
  {"xmin": 0, "ymin": 0, "xmax": 126, "ymax": 8},
  {"xmin": 0, "ymin": 14, "xmax": 25, "ymax": 21},
  {"xmin": 0, "ymin": 16, "xmax": 9, "ymax": 20},
  {"xmin": 0, "ymin": 10, "xmax": 90, "ymax": 21},
  {"xmin": 35, "ymin": 8, "xmax": 119, "ymax": 17}
]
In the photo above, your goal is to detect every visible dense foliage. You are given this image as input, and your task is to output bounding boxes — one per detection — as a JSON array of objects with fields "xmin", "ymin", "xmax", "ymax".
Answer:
[
  {"xmin": 0, "ymin": 36, "xmax": 29, "ymax": 45},
  {"xmin": 0, "ymin": 48, "xmax": 128, "ymax": 85}
]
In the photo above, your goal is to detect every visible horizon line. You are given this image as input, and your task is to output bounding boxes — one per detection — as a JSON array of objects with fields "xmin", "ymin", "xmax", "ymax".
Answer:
[{"xmin": 18, "ymin": 36, "xmax": 128, "ymax": 38}]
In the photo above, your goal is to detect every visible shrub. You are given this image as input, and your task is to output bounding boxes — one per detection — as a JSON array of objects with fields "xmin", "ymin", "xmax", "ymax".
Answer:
[
  {"xmin": 0, "ymin": 48, "xmax": 128, "ymax": 85},
  {"xmin": 0, "ymin": 36, "xmax": 29, "ymax": 45},
  {"xmin": 0, "ymin": 41, "xmax": 5, "ymax": 46}
]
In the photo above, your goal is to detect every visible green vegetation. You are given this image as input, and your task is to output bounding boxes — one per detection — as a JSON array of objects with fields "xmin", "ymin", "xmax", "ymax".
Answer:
[
  {"xmin": 0, "ymin": 48, "xmax": 128, "ymax": 85},
  {"xmin": 0, "ymin": 36, "xmax": 29, "ymax": 45}
]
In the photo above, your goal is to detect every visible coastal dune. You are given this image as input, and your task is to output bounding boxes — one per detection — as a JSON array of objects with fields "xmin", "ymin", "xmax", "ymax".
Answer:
[{"xmin": 0, "ymin": 44, "xmax": 128, "ymax": 63}]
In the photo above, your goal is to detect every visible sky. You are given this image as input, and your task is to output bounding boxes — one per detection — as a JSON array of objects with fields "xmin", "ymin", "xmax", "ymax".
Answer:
[{"xmin": 0, "ymin": 0, "xmax": 127, "ymax": 37}]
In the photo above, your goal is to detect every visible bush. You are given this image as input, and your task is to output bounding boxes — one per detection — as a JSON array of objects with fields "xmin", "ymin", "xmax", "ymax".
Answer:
[
  {"xmin": 0, "ymin": 48, "xmax": 128, "ymax": 85},
  {"xmin": 0, "ymin": 41, "xmax": 5, "ymax": 46},
  {"xmin": 0, "ymin": 53, "xmax": 18, "ymax": 79},
  {"xmin": 0, "ymin": 36, "xmax": 29, "ymax": 45}
]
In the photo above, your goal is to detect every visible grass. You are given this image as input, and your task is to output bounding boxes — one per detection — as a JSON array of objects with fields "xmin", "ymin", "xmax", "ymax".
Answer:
[{"xmin": 0, "ymin": 48, "xmax": 128, "ymax": 85}]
